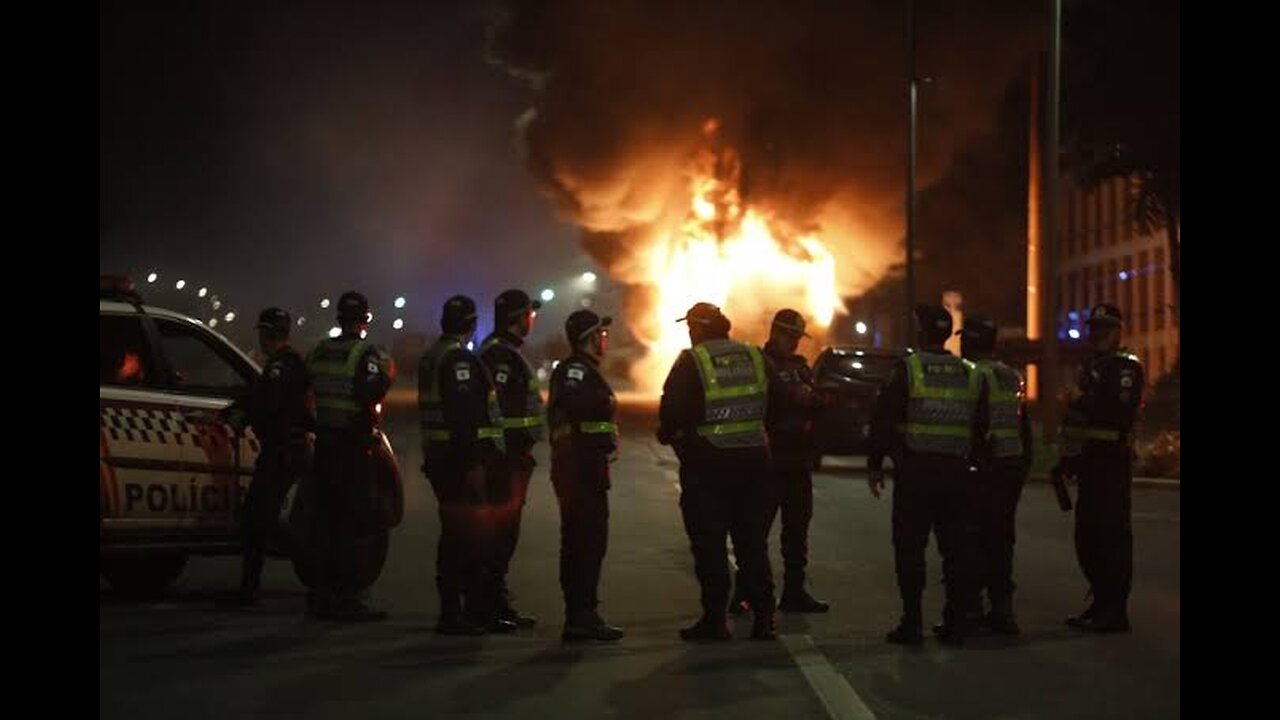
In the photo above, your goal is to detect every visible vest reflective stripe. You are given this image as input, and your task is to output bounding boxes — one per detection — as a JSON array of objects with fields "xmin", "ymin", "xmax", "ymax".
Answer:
[
  {"xmin": 307, "ymin": 338, "xmax": 368, "ymax": 429},
  {"xmin": 419, "ymin": 338, "xmax": 504, "ymax": 452},
  {"xmin": 976, "ymin": 360, "xmax": 1025, "ymax": 458},
  {"xmin": 551, "ymin": 420, "xmax": 619, "ymax": 442},
  {"xmin": 480, "ymin": 335, "xmax": 546, "ymax": 441},
  {"xmin": 901, "ymin": 352, "xmax": 979, "ymax": 457},
  {"xmin": 691, "ymin": 339, "xmax": 767, "ymax": 448}
]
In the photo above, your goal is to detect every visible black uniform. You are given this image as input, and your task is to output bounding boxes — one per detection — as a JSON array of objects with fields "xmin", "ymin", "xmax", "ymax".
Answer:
[
  {"xmin": 659, "ymin": 347, "xmax": 775, "ymax": 630},
  {"xmin": 868, "ymin": 347, "xmax": 989, "ymax": 639},
  {"xmin": 731, "ymin": 341, "xmax": 822, "ymax": 609},
  {"xmin": 306, "ymin": 335, "xmax": 393, "ymax": 616},
  {"xmin": 1061, "ymin": 347, "xmax": 1144, "ymax": 629},
  {"xmin": 478, "ymin": 330, "xmax": 543, "ymax": 605},
  {"xmin": 226, "ymin": 345, "xmax": 314, "ymax": 597},
  {"xmin": 547, "ymin": 350, "xmax": 617, "ymax": 625},
  {"xmin": 971, "ymin": 360, "xmax": 1034, "ymax": 622},
  {"xmin": 420, "ymin": 337, "xmax": 507, "ymax": 626}
]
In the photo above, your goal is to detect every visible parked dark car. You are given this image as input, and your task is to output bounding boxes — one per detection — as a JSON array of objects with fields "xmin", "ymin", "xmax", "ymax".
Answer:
[{"xmin": 811, "ymin": 346, "xmax": 913, "ymax": 456}]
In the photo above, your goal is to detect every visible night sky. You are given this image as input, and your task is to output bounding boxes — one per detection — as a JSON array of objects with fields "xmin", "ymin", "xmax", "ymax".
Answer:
[
  {"xmin": 101, "ymin": 0, "xmax": 588, "ymax": 342},
  {"xmin": 102, "ymin": 0, "xmax": 1051, "ymax": 349}
]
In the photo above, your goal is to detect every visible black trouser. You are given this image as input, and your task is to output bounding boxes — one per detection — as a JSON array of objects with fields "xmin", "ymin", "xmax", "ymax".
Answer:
[
  {"xmin": 239, "ymin": 442, "xmax": 305, "ymax": 593},
  {"xmin": 974, "ymin": 460, "xmax": 1026, "ymax": 605},
  {"xmin": 892, "ymin": 454, "xmax": 977, "ymax": 625},
  {"xmin": 1073, "ymin": 448, "xmax": 1133, "ymax": 616},
  {"xmin": 309, "ymin": 429, "xmax": 376, "ymax": 609},
  {"xmin": 679, "ymin": 459, "xmax": 775, "ymax": 620},
  {"xmin": 550, "ymin": 456, "xmax": 610, "ymax": 622},
  {"xmin": 492, "ymin": 454, "xmax": 534, "ymax": 602},
  {"xmin": 427, "ymin": 458, "xmax": 501, "ymax": 620},
  {"xmin": 734, "ymin": 465, "xmax": 814, "ymax": 599}
]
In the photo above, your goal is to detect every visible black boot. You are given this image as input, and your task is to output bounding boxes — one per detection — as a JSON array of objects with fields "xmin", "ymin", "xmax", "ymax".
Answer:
[
  {"xmin": 778, "ymin": 583, "xmax": 830, "ymax": 614},
  {"xmin": 886, "ymin": 618, "xmax": 924, "ymax": 646},
  {"xmin": 563, "ymin": 611, "xmax": 625, "ymax": 642},
  {"xmin": 680, "ymin": 615, "xmax": 731, "ymax": 642},
  {"xmin": 751, "ymin": 610, "xmax": 778, "ymax": 641},
  {"xmin": 986, "ymin": 593, "xmax": 1021, "ymax": 635}
]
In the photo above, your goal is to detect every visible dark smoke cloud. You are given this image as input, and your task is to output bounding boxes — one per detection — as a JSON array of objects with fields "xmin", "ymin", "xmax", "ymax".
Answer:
[{"xmin": 488, "ymin": 0, "xmax": 1043, "ymax": 277}]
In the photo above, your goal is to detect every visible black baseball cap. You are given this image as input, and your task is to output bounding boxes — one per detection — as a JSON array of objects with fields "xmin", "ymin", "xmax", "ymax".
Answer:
[
  {"xmin": 565, "ymin": 309, "xmax": 612, "ymax": 345},
  {"xmin": 771, "ymin": 308, "xmax": 811, "ymax": 338},
  {"xmin": 494, "ymin": 289, "xmax": 542, "ymax": 323},
  {"xmin": 915, "ymin": 304, "xmax": 953, "ymax": 341},
  {"xmin": 337, "ymin": 291, "xmax": 370, "ymax": 323},
  {"xmin": 960, "ymin": 315, "xmax": 997, "ymax": 348},
  {"xmin": 441, "ymin": 295, "xmax": 478, "ymax": 331},
  {"xmin": 1086, "ymin": 303, "xmax": 1122, "ymax": 326},
  {"xmin": 256, "ymin": 307, "xmax": 292, "ymax": 336},
  {"xmin": 676, "ymin": 302, "xmax": 724, "ymax": 326}
]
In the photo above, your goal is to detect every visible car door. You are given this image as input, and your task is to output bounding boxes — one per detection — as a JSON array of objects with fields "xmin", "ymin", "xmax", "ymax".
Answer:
[
  {"xmin": 148, "ymin": 316, "xmax": 261, "ymax": 536},
  {"xmin": 100, "ymin": 311, "xmax": 206, "ymax": 539}
]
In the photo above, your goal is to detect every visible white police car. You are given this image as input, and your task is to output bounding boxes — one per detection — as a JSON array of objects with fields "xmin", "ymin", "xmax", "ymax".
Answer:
[{"xmin": 99, "ymin": 276, "xmax": 401, "ymax": 595}]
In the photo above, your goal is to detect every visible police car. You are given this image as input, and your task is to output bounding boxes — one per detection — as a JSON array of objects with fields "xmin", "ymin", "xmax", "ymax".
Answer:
[{"xmin": 99, "ymin": 276, "xmax": 401, "ymax": 595}]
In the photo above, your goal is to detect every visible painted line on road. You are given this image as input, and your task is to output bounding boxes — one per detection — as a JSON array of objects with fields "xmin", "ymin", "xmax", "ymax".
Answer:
[{"xmin": 781, "ymin": 634, "xmax": 878, "ymax": 720}]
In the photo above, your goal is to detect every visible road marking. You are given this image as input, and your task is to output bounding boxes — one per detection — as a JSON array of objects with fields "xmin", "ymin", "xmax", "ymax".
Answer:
[{"xmin": 781, "ymin": 634, "xmax": 878, "ymax": 720}]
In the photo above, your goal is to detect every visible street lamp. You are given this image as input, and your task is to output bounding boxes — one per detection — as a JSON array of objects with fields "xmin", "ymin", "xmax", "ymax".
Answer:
[
  {"xmin": 394, "ymin": 296, "xmax": 406, "ymax": 309},
  {"xmin": 393, "ymin": 318, "xmax": 404, "ymax": 330},
  {"xmin": 540, "ymin": 288, "xmax": 555, "ymax": 302},
  {"xmin": 855, "ymin": 321, "xmax": 869, "ymax": 335}
]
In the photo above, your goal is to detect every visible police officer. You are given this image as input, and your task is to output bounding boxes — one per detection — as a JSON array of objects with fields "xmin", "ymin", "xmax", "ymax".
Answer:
[
  {"xmin": 730, "ymin": 309, "xmax": 829, "ymax": 616},
  {"xmin": 547, "ymin": 310, "xmax": 625, "ymax": 642},
  {"xmin": 959, "ymin": 315, "xmax": 1033, "ymax": 635},
  {"xmin": 867, "ymin": 304, "xmax": 988, "ymax": 646},
  {"xmin": 477, "ymin": 289, "xmax": 544, "ymax": 629},
  {"xmin": 223, "ymin": 307, "xmax": 315, "ymax": 607},
  {"xmin": 658, "ymin": 302, "xmax": 776, "ymax": 641},
  {"xmin": 1059, "ymin": 303, "xmax": 1144, "ymax": 634},
  {"xmin": 419, "ymin": 295, "xmax": 516, "ymax": 635},
  {"xmin": 305, "ymin": 291, "xmax": 394, "ymax": 622}
]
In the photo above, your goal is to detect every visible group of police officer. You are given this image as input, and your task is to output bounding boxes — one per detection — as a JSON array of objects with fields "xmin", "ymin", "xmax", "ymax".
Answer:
[{"xmin": 223, "ymin": 286, "xmax": 1144, "ymax": 646}]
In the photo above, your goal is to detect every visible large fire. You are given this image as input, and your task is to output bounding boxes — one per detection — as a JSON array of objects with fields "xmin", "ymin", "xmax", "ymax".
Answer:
[{"xmin": 630, "ymin": 119, "xmax": 844, "ymax": 392}]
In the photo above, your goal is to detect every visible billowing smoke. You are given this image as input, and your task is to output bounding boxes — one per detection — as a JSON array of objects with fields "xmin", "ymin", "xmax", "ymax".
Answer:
[{"xmin": 488, "ymin": 0, "xmax": 1041, "ymax": 366}]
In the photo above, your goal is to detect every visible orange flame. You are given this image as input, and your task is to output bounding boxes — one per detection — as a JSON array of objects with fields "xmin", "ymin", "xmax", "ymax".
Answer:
[{"xmin": 630, "ymin": 120, "xmax": 844, "ymax": 392}]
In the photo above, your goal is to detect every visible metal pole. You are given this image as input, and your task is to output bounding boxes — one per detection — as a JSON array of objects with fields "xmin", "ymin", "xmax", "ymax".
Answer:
[
  {"xmin": 905, "ymin": 0, "xmax": 918, "ymax": 342},
  {"xmin": 1041, "ymin": 0, "xmax": 1063, "ymax": 439}
]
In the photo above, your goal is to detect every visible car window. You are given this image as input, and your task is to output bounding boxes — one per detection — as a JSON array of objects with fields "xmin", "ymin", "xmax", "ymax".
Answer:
[
  {"xmin": 154, "ymin": 318, "xmax": 254, "ymax": 396},
  {"xmin": 817, "ymin": 354, "xmax": 900, "ymax": 384},
  {"xmin": 100, "ymin": 314, "xmax": 158, "ymax": 387}
]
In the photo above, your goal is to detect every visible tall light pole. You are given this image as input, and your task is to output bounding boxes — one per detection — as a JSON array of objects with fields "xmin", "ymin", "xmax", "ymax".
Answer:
[
  {"xmin": 905, "ymin": 0, "xmax": 918, "ymax": 341},
  {"xmin": 1040, "ymin": 0, "xmax": 1063, "ymax": 439}
]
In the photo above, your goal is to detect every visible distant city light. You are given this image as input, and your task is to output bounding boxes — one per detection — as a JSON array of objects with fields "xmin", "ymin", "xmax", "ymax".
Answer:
[
  {"xmin": 175, "ymin": 280, "xmax": 186, "ymax": 290},
  {"xmin": 297, "ymin": 316, "xmax": 307, "ymax": 326},
  {"xmin": 855, "ymin": 321, "xmax": 868, "ymax": 335},
  {"xmin": 211, "ymin": 300, "xmax": 222, "ymax": 310},
  {"xmin": 208, "ymin": 318, "xmax": 218, "ymax": 328},
  {"xmin": 329, "ymin": 327, "xmax": 341, "ymax": 338},
  {"xmin": 393, "ymin": 318, "xmax": 404, "ymax": 330},
  {"xmin": 540, "ymin": 288, "xmax": 555, "ymax": 302},
  {"xmin": 224, "ymin": 312, "xmax": 236, "ymax": 322},
  {"xmin": 394, "ymin": 297, "xmax": 406, "ymax": 309},
  {"xmin": 197, "ymin": 287, "xmax": 208, "ymax": 298},
  {"xmin": 581, "ymin": 271, "xmax": 597, "ymax": 283},
  {"xmin": 1118, "ymin": 271, "xmax": 1129, "ymax": 281},
  {"xmin": 321, "ymin": 298, "xmax": 331, "ymax": 309},
  {"xmin": 1068, "ymin": 328, "xmax": 1081, "ymax": 339},
  {"xmin": 146, "ymin": 272, "xmax": 158, "ymax": 283}
]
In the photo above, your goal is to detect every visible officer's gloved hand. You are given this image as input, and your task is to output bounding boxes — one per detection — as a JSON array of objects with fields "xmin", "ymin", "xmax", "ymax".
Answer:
[{"xmin": 868, "ymin": 468, "xmax": 886, "ymax": 499}]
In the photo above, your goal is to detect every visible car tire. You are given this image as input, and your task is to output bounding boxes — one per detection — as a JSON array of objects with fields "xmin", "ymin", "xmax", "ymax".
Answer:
[
  {"xmin": 101, "ymin": 555, "xmax": 188, "ymax": 597},
  {"xmin": 290, "ymin": 531, "xmax": 389, "ymax": 592}
]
